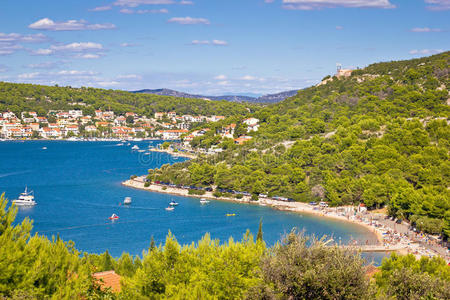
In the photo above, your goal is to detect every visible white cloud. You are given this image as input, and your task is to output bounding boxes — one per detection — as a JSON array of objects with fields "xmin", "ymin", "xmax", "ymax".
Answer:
[
  {"xmin": 409, "ymin": 49, "xmax": 444, "ymax": 55},
  {"xmin": 18, "ymin": 72, "xmax": 40, "ymax": 79},
  {"xmin": 0, "ymin": 64, "xmax": 8, "ymax": 72},
  {"xmin": 191, "ymin": 40, "xmax": 211, "ymax": 45},
  {"xmin": 168, "ymin": 17, "xmax": 210, "ymax": 25},
  {"xmin": 31, "ymin": 48, "xmax": 53, "ymax": 55},
  {"xmin": 57, "ymin": 70, "xmax": 98, "ymax": 76},
  {"xmin": 89, "ymin": 6, "xmax": 112, "ymax": 11},
  {"xmin": 214, "ymin": 74, "xmax": 227, "ymax": 80},
  {"xmin": 336, "ymin": 25, "xmax": 344, "ymax": 30},
  {"xmin": 180, "ymin": 0, "xmax": 194, "ymax": 4},
  {"xmin": 0, "ymin": 32, "xmax": 48, "ymax": 43},
  {"xmin": 51, "ymin": 42, "xmax": 103, "ymax": 52},
  {"xmin": 282, "ymin": 0, "xmax": 395, "ymax": 10},
  {"xmin": 191, "ymin": 39, "xmax": 228, "ymax": 46},
  {"xmin": 212, "ymin": 40, "xmax": 228, "ymax": 46},
  {"xmin": 29, "ymin": 18, "xmax": 116, "ymax": 31},
  {"xmin": 120, "ymin": 42, "xmax": 139, "ymax": 47},
  {"xmin": 425, "ymin": 0, "xmax": 450, "ymax": 11},
  {"xmin": 117, "ymin": 74, "xmax": 143, "ymax": 79},
  {"xmin": 97, "ymin": 81, "xmax": 120, "ymax": 87},
  {"xmin": 217, "ymin": 80, "xmax": 230, "ymax": 86},
  {"xmin": 0, "ymin": 43, "xmax": 23, "ymax": 55},
  {"xmin": 27, "ymin": 62, "xmax": 60, "ymax": 69},
  {"xmin": 76, "ymin": 54, "xmax": 102, "ymax": 59},
  {"xmin": 114, "ymin": 0, "xmax": 175, "ymax": 7},
  {"xmin": 241, "ymin": 75, "xmax": 257, "ymax": 81},
  {"xmin": 120, "ymin": 8, "xmax": 168, "ymax": 13},
  {"xmin": 31, "ymin": 42, "xmax": 104, "ymax": 58},
  {"xmin": 410, "ymin": 27, "xmax": 443, "ymax": 32}
]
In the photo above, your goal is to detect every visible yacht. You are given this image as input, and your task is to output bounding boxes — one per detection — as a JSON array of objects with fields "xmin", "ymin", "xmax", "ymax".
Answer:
[
  {"xmin": 200, "ymin": 198, "xmax": 210, "ymax": 205},
  {"xmin": 12, "ymin": 187, "xmax": 36, "ymax": 206},
  {"xmin": 169, "ymin": 200, "xmax": 179, "ymax": 206},
  {"xmin": 131, "ymin": 145, "xmax": 139, "ymax": 150},
  {"xmin": 124, "ymin": 197, "xmax": 132, "ymax": 205}
]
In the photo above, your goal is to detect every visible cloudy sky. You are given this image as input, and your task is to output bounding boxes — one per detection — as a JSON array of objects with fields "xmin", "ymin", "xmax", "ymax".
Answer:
[{"xmin": 0, "ymin": 0, "xmax": 449, "ymax": 96}]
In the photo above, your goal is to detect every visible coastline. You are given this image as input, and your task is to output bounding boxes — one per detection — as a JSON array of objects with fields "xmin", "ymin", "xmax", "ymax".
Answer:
[
  {"xmin": 122, "ymin": 178, "xmax": 450, "ymax": 262},
  {"xmin": 122, "ymin": 178, "xmax": 384, "ymax": 245}
]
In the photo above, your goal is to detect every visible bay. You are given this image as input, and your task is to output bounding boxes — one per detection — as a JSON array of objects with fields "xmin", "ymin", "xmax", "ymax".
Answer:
[{"xmin": 0, "ymin": 141, "xmax": 385, "ymax": 263}]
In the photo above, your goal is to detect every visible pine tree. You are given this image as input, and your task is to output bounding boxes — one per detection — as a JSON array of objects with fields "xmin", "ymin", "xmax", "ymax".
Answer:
[{"xmin": 257, "ymin": 219, "xmax": 263, "ymax": 242}]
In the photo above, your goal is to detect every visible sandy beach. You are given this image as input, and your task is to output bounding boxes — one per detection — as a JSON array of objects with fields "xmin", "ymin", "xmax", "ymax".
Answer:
[
  {"xmin": 122, "ymin": 177, "xmax": 450, "ymax": 262},
  {"xmin": 122, "ymin": 178, "xmax": 384, "ymax": 244}
]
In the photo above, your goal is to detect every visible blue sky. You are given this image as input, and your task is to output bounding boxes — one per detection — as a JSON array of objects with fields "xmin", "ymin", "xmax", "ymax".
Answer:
[{"xmin": 0, "ymin": 0, "xmax": 449, "ymax": 96}]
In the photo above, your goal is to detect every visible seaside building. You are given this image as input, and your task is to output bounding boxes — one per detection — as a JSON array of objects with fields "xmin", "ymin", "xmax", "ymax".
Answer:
[{"xmin": 92, "ymin": 271, "xmax": 121, "ymax": 293}]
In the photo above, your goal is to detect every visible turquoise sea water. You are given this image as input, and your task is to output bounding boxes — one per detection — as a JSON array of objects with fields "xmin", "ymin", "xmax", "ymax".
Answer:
[{"xmin": 0, "ymin": 141, "xmax": 386, "ymax": 263}]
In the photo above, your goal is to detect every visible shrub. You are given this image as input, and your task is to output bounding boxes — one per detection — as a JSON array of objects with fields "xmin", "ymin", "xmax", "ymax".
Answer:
[{"xmin": 188, "ymin": 189, "xmax": 205, "ymax": 195}]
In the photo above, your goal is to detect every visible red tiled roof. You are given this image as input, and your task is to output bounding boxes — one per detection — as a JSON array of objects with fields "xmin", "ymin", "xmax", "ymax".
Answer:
[{"xmin": 92, "ymin": 270, "xmax": 121, "ymax": 293}]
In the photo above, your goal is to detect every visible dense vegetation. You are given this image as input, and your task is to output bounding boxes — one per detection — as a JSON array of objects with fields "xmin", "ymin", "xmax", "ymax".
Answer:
[
  {"xmin": 0, "ymin": 82, "xmax": 256, "ymax": 117},
  {"xmin": 1, "ymin": 195, "xmax": 449, "ymax": 299},
  {"xmin": 150, "ymin": 52, "xmax": 450, "ymax": 238}
]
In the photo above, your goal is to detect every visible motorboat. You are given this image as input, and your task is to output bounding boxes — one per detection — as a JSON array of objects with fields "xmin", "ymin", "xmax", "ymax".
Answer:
[
  {"xmin": 165, "ymin": 206, "xmax": 175, "ymax": 211},
  {"xmin": 131, "ymin": 145, "xmax": 139, "ymax": 150},
  {"xmin": 226, "ymin": 213, "xmax": 236, "ymax": 217},
  {"xmin": 200, "ymin": 198, "xmax": 210, "ymax": 204},
  {"xmin": 109, "ymin": 213, "xmax": 119, "ymax": 220},
  {"xmin": 12, "ymin": 187, "xmax": 36, "ymax": 206},
  {"xmin": 169, "ymin": 200, "xmax": 179, "ymax": 206},
  {"xmin": 42, "ymin": 146, "xmax": 47, "ymax": 150},
  {"xmin": 124, "ymin": 197, "xmax": 132, "ymax": 205},
  {"xmin": 137, "ymin": 149, "xmax": 146, "ymax": 153},
  {"xmin": 116, "ymin": 143, "xmax": 124, "ymax": 146}
]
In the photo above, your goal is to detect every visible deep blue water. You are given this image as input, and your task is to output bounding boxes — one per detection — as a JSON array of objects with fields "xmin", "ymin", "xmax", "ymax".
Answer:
[{"xmin": 0, "ymin": 141, "xmax": 385, "ymax": 263}]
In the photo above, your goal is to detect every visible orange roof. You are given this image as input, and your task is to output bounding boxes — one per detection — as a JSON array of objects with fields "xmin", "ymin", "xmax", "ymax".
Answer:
[
  {"xmin": 92, "ymin": 270, "xmax": 121, "ymax": 293},
  {"xmin": 161, "ymin": 129, "xmax": 188, "ymax": 133}
]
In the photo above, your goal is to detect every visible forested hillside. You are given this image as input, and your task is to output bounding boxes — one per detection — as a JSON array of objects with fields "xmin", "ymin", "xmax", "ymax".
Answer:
[
  {"xmin": 0, "ymin": 82, "xmax": 256, "ymax": 117},
  {"xmin": 150, "ymin": 52, "xmax": 450, "ymax": 238}
]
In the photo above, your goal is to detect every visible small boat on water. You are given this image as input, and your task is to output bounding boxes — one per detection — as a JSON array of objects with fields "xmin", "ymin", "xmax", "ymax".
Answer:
[
  {"xmin": 42, "ymin": 146, "xmax": 47, "ymax": 150},
  {"xmin": 137, "ymin": 149, "xmax": 146, "ymax": 153},
  {"xmin": 124, "ymin": 197, "xmax": 132, "ymax": 205},
  {"xmin": 165, "ymin": 206, "xmax": 175, "ymax": 211},
  {"xmin": 200, "ymin": 198, "xmax": 210, "ymax": 205},
  {"xmin": 169, "ymin": 200, "xmax": 179, "ymax": 206},
  {"xmin": 116, "ymin": 143, "xmax": 124, "ymax": 146},
  {"xmin": 131, "ymin": 145, "xmax": 139, "ymax": 150},
  {"xmin": 12, "ymin": 187, "xmax": 36, "ymax": 206},
  {"xmin": 226, "ymin": 213, "xmax": 236, "ymax": 217},
  {"xmin": 109, "ymin": 213, "xmax": 119, "ymax": 220}
]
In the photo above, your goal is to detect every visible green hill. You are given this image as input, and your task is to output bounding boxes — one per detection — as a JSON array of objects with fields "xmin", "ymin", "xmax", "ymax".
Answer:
[
  {"xmin": 150, "ymin": 52, "xmax": 450, "ymax": 238},
  {"xmin": 0, "ymin": 82, "xmax": 256, "ymax": 117}
]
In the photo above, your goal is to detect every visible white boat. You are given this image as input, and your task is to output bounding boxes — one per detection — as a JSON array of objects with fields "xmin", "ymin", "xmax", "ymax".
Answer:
[
  {"xmin": 200, "ymin": 198, "xmax": 210, "ymax": 204},
  {"xmin": 124, "ymin": 197, "xmax": 132, "ymax": 205},
  {"xmin": 165, "ymin": 206, "xmax": 175, "ymax": 211},
  {"xmin": 127, "ymin": 143, "xmax": 131, "ymax": 146},
  {"xmin": 134, "ymin": 138, "xmax": 143, "ymax": 141},
  {"xmin": 116, "ymin": 143, "xmax": 124, "ymax": 146},
  {"xmin": 12, "ymin": 187, "xmax": 36, "ymax": 206},
  {"xmin": 131, "ymin": 145, "xmax": 139, "ymax": 150},
  {"xmin": 42, "ymin": 147, "xmax": 47, "ymax": 150},
  {"xmin": 137, "ymin": 149, "xmax": 146, "ymax": 153},
  {"xmin": 169, "ymin": 200, "xmax": 179, "ymax": 206}
]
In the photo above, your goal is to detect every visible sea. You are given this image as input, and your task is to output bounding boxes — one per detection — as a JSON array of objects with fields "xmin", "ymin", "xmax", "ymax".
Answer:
[{"xmin": 0, "ymin": 140, "xmax": 387, "ymax": 263}]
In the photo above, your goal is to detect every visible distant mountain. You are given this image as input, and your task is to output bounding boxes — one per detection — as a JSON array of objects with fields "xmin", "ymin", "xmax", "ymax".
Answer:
[{"xmin": 132, "ymin": 88, "xmax": 298, "ymax": 103}]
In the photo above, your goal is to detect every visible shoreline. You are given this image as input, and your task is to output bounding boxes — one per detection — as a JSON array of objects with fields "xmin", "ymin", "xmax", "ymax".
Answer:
[
  {"xmin": 122, "ymin": 178, "xmax": 384, "ymax": 245},
  {"xmin": 122, "ymin": 178, "xmax": 450, "ymax": 262}
]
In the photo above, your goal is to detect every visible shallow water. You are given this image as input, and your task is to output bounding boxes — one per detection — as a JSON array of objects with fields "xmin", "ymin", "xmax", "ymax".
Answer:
[{"xmin": 0, "ymin": 141, "xmax": 386, "ymax": 263}]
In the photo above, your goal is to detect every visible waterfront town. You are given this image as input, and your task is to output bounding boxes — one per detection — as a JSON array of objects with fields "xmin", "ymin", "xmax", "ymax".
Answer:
[{"xmin": 0, "ymin": 109, "xmax": 259, "ymax": 145}]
